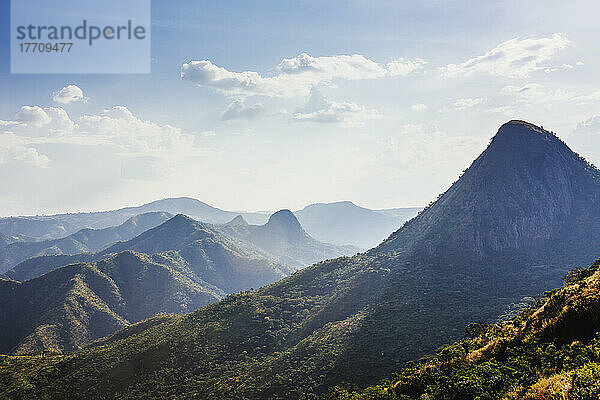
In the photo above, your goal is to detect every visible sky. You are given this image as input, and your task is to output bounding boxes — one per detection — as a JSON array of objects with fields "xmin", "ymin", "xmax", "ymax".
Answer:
[{"xmin": 1, "ymin": 0, "xmax": 600, "ymax": 216}]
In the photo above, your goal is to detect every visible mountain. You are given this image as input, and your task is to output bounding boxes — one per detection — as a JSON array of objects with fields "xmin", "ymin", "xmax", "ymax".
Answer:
[
  {"xmin": 0, "ymin": 212, "xmax": 171, "ymax": 274},
  {"xmin": 0, "ymin": 214, "xmax": 295, "ymax": 354},
  {"xmin": 6, "ymin": 214, "xmax": 293, "ymax": 292},
  {"xmin": 0, "ymin": 251, "xmax": 223, "ymax": 354},
  {"xmin": 1, "ymin": 120, "xmax": 598, "ymax": 399},
  {"xmin": 0, "ymin": 197, "xmax": 420, "ymax": 248},
  {"xmin": 0, "ymin": 233, "xmax": 9, "ymax": 247},
  {"xmin": 377, "ymin": 120, "xmax": 600, "ymax": 264},
  {"xmin": 294, "ymin": 201, "xmax": 417, "ymax": 248},
  {"xmin": 0, "ymin": 197, "xmax": 270, "ymax": 240},
  {"xmin": 220, "ymin": 210, "xmax": 361, "ymax": 268},
  {"xmin": 98, "ymin": 214, "xmax": 293, "ymax": 293}
]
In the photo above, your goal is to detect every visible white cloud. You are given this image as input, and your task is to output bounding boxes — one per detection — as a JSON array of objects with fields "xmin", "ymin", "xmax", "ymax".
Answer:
[
  {"xmin": 78, "ymin": 106, "xmax": 200, "ymax": 157},
  {"xmin": 291, "ymin": 87, "xmax": 379, "ymax": 126},
  {"xmin": 0, "ymin": 132, "xmax": 50, "ymax": 168},
  {"xmin": 12, "ymin": 106, "xmax": 77, "ymax": 136},
  {"xmin": 3, "ymin": 104, "xmax": 202, "ymax": 162},
  {"xmin": 411, "ymin": 103, "xmax": 427, "ymax": 111},
  {"xmin": 501, "ymin": 83, "xmax": 600, "ymax": 106},
  {"xmin": 52, "ymin": 85, "xmax": 88, "ymax": 104},
  {"xmin": 221, "ymin": 99, "xmax": 264, "ymax": 121},
  {"xmin": 181, "ymin": 53, "xmax": 425, "ymax": 98},
  {"xmin": 454, "ymin": 97, "xmax": 485, "ymax": 110},
  {"xmin": 386, "ymin": 58, "xmax": 427, "ymax": 77},
  {"xmin": 16, "ymin": 106, "xmax": 51, "ymax": 127},
  {"xmin": 444, "ymin": 33, "xmax": 569, "ymax": 78}
]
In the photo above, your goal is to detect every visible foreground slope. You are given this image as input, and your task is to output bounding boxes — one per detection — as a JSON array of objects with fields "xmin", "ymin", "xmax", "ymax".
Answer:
[
  {"xmin": 0, "ymin": 251, "xmax": 222, "ymax": 354},
  {"xmin": 323, "ymin": 259, "xmax": 600, "ymax": 399},
  {"xmin": 220, "ymin": 210, "xmax": 361, "ymax": 268},
  {"xmin": 0, "ymin": 212, "xmax": 171, "ymax": 274},
  {"xmin": 1, "ymin": 121, "xmax": 599, "ymax": 399}
]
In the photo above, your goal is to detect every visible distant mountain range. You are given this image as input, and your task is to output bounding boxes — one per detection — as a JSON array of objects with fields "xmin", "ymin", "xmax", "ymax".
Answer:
[
  {"xmin": 3, "ymin": 121, "xmax": 596, "ymax": 398},
  {"xmin": 0, "ymin": 210, "xmax": 359, "ymax": 353},
  {"xmin": 295, "ymin": 201, "xmax": 421, "ymax": 248},
  {"xmin": 220, "ymin": 210, "xmax": 361, "ymax": 268},
  {"xmin": 0, "ymin": 212, "xmax": 171, "ymax": 274},
  {"xmin": 0, "ymin": 198, "xmax": 420, "ymax": 249}
]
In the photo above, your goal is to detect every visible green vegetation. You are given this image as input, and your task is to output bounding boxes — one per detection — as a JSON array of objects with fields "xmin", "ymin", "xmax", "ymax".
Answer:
[
  {"xmin": 320, "ymin": 259, "xmax": 600, "ymax": 400},
  {"xmin": 3, "ymin": 259, "xmax": 600, "ymax": 399},
  {"xmin": 0, "ymin": 251, "xmax": 222, "ymax": 354}
]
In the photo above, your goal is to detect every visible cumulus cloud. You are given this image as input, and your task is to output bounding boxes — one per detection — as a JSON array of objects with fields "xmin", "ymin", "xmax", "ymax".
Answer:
[
  {"xmin": 52, "ymin": 85, "xmax": 88, "ymax": 104},
  {"xmin": 386, "ymin": 58, "xmax": 427, "ymax": 77},
  {"xmin": 454, "ymin": 97, "xmax": 485, "ymax": 110},
  {"xmin": 444, "ymin": 33, "xmax": 569, "ymax": 78},
  {"xmin": 2, "ymin": 104, "xmax": 202, "ymax": 167},
  {"xmin": 12, "ymin": 106, "xmax": 77, "ymax": 136},
  {"xmin": 181, "ymin": 53, "xmax": 425, "ymax": 98},
  {"xmin": 0, "ymin": 132, "xmax": 50, "ymax": 168},
  {"xmin": 221, "ymin": 99, "xmax": 264, "ymax": 121},
  {"xmin": 77, "ymin": 106, "xmax": 200, "ymax": 157},
  {"xmin": 16, "ymin": 106, "xmax": 51, "ymax": 127},
  {"xmin": 291, "ymin": 87, "xmax": 379, "ymax": 126}
]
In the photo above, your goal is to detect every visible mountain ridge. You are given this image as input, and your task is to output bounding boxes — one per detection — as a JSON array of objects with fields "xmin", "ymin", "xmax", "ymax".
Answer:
[{"xmin": 0, "ymin": 211, "xmax": 172, "ymax": 274}]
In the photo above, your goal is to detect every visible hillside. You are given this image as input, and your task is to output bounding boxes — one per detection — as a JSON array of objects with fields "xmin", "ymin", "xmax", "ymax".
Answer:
[
  {"xmin": 0, "ymin": 251, "xmax": 223, "ymax": 354},
  {"xmin": 6, "ymin": 259, "xmax": 600, "ymax": 399},
  {"xmin": 322, "ymin": 259, "xmax": 600, "ymax": 399},
  {"xmin": 220, "ymin": 210, "xmax": 360, "ymax": 268},
  {"xmin": 294, "ymin": 201, "xmax": 416, "ymax": 248},
  {"xmin": 0, "ymin": 212, "xmax": 171, "ymax": 274},
  {"xmin": 0, "ymin": 121, "xmax": 598, "ymax": 399}
]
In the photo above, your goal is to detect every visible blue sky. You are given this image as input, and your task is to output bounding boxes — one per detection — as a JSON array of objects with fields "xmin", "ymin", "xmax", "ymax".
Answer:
[{"xmin": 1, "ymin": 0, "xmax": 600, "ymax": 215}]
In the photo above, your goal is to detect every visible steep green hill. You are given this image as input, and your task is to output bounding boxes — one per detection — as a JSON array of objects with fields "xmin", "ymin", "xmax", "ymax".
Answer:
[
  {"xmin": 0, "ymin": 212, "xmax": 171, "ymax": 274},
  {"xmin": 220, "ymin": 210, "xmax": 361, "ymax": 269},
  {"xmin": 0, "ymin": 251, "xmax": 222, "ymax": 354}
]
